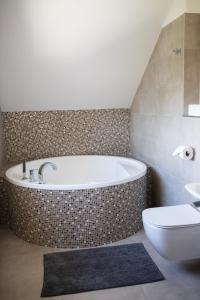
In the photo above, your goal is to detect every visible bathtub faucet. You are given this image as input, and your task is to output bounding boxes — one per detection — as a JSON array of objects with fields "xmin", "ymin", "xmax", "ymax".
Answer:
[
  {"xmin": 22, "ymin": 160, "xmax": 27, "ymax": 180},
  {"xmin": 38, "ymin": 162, "xmax": 57, "ymax": 184}
]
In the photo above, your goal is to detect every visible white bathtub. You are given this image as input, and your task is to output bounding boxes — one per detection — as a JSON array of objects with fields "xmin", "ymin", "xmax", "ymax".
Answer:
[
  {"xmin": 6, "ymin": 155, "xmax": 147, "ymax": 248},
  {"xmin": 5, "ymin": 155, "xmax": 147, "ymax": 190}
]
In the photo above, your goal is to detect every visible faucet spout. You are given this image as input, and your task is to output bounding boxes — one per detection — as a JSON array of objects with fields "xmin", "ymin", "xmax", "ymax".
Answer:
[{"xmin": 38, "ymin": 162, "xmax": 57, "ymax": 184}]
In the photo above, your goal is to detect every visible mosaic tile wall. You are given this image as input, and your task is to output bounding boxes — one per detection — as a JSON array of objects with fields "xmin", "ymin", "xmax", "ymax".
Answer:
[
  {"xmin": 0, "ymin": 107, "xmax": 5, "ymax": 170},
  {"xmin": 0, "ymin": 177, "xmax": 9, "ymax": 225},
  {"xmin": 2, "ymin": 109, "xmax": 129, "ymax": 163},
  {"xmin": 8, "ymin": 176, "xmax": 147, "ymax": 248}
]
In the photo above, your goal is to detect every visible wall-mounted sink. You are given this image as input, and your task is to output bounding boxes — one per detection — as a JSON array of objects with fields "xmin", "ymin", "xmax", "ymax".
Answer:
[
  {"xmin": 185, "ymin": 183, "xmax": 200, "ymax": 200},
  {"xmin": 188, "ymin": 105, "xmax": 200, "ymax": 117}
]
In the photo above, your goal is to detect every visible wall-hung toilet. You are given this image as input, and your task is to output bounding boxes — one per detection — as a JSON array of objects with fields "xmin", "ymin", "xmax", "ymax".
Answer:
[{"xmin": 142, "ymin": 204, "xmax": 200, "ymax": 261}]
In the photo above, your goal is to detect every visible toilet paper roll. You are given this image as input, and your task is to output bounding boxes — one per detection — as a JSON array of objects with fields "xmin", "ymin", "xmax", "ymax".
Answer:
[{"xmin": 173, "ymin": 146, "xmax": 194, "ymax": 160}]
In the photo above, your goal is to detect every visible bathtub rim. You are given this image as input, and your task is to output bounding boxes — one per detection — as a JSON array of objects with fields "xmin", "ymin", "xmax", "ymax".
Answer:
[{"xmin": 5, "ymin": 155, "xmax": 147, "ymax": 190}]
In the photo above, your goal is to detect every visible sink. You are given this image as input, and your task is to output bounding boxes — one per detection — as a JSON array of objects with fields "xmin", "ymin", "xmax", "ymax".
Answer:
[
  {"xmin": 188, "ymin": 105, "xmax": 200, "ymax": 117},
  {"xmin": 185, "ymin": 183, "xmax": 200, "ymax": 200}
]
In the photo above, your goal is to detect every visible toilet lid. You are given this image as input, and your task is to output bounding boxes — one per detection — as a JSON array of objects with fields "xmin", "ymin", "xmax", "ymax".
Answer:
[{"xmin": 143, "ymin": 204, "xmax": 200, "ymax": 228}]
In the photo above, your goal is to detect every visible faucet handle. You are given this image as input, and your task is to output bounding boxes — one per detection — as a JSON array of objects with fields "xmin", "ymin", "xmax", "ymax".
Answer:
[
  {"xmin": 22, "ymin": 161, "xmax": 27, "ymax": 180},
  {"xmin": 30, "ymin": 169, "xmax": 39, "ymax": 182}
]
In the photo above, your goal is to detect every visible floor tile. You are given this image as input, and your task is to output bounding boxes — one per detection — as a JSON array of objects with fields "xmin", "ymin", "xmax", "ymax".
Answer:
[{"xmin": 1, "ymin": 226, "xmax": 200, "ymax": 300}]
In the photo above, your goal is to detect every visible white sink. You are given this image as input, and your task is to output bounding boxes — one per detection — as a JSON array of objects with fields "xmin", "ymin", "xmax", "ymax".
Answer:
[
  {"xmin": 185, "ymin": 183, "xmax": 200, "ymax": 200},
  {"xmin": 188, "ymin": 105, "xmax": 200, "ymax": 117}
]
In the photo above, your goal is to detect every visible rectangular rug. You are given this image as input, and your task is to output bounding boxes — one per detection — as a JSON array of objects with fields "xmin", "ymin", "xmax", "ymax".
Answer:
[{"xmin": 41, "ymin": 243, "xmax": 164, "ymax": 297}]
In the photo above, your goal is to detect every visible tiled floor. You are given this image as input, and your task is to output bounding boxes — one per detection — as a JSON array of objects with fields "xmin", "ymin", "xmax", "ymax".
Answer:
[{"xmin": 0, "ymin": 225, "xmax": 200, "ymax": 300}]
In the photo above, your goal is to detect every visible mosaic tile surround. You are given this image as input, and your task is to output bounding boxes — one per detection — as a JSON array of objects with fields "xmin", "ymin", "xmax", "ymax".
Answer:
[
  {"xmin": 0, "ymin": 177, "xmax": 9, "ymax": 225},
  {"xmin": 1, "ymin": 109, "xmax": 148, "ymax": 247},
  {"xmin": 7, "ymin": 176, "xmax": 147, "ymax": 248},
  {"xmin": 2, "ymin": 109, "xmax": 129, "ymax": 163}
]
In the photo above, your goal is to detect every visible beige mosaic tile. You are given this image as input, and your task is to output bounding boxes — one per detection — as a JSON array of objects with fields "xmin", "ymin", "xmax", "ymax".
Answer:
[
  {"xmin": 8, "ymin": 176, "xmax": 147, "ymax": 248},
  {"xmin": 2, "ymin": 109, "xmax": 130, "ymax": 163},
  {"xmin": 0, "ymin": 177, "xmax": 9, "ymax": 224}
]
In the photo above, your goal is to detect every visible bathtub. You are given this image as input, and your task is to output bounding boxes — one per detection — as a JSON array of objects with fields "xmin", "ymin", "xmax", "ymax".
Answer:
[{"xmin": 6, "ymin": 155, "xmax": 147, "ymax": 248}]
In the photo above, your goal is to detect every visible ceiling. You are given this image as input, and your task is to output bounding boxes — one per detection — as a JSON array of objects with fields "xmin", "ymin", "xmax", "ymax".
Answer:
[{"xmin": 0, "ymin": 0, "xmax": 174, "ymax": 111}]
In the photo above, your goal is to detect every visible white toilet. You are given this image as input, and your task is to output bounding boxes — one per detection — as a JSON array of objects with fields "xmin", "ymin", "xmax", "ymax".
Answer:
[{"xmin": 142, "ymin": 204, "xmax": 200, "ymax": 261}]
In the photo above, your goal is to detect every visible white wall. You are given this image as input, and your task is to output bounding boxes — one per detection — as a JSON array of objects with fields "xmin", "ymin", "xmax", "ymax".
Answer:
[
  {"xmin": 163, "ymin": 0, "xmax": 186, "ymax": 26},
  {"xmin": 164, "ymin": 0, "xmax": 200, "ymax": 26},
  {"xmin": 0, "ymin": 0, "xmax": 172, "ymax": 111}
]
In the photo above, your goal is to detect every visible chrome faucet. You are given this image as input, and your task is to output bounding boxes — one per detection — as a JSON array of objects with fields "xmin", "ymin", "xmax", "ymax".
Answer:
[{"xmin": 38, "ymin": 162, "xmax": 57, "ymax": 184}]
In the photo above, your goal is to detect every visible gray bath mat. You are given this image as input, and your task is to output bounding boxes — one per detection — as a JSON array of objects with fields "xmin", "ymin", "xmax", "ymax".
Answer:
[{"xmin": 41, "ymin": 243, "xmax": 164, "ymax": 297}]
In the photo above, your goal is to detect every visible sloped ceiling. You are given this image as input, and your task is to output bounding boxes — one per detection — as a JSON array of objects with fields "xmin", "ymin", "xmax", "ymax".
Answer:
[{"xmin": 0, "ymin": 0, "xmax": 173, "ymax": 111}]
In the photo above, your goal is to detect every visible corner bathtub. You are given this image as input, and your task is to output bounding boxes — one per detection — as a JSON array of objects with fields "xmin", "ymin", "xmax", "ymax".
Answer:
[{"xmin": 6, "ymin": 155, "xmax": 147, "ymax": 248}]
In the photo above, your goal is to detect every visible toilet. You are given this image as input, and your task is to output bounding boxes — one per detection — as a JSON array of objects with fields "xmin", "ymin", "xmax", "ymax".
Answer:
[{"xmin": 142, "ymin": 204, "xmax": 200, "ymax": 261}]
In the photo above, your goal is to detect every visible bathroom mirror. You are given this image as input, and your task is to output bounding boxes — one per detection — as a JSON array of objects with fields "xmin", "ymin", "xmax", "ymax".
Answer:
[{"xmin": 184, "ymin": 13, "xmax": 200, "ymax": 117}]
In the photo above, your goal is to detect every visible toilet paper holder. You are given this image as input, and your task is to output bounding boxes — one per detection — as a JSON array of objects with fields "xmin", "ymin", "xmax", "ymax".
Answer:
[{"xmin": 173, "ymin": 146, "xmax": 194, "ymax": 160}]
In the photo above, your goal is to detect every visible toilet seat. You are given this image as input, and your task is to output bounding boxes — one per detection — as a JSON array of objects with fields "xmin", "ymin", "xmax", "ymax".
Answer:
[{"xmin": 142, "ymin": 204, "xmax": 200, "ymax": 229}]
